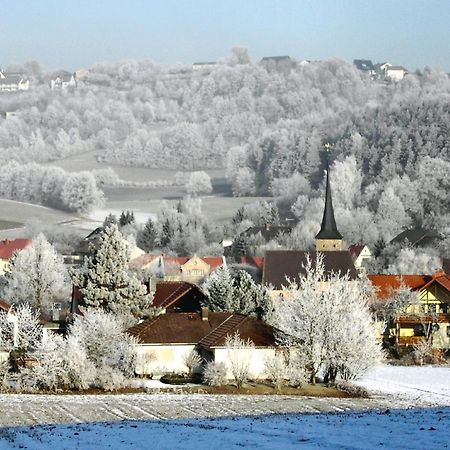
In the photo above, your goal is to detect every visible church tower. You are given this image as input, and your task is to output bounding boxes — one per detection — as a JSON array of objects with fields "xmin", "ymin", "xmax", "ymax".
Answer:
[{"xmin": 315, "ymin": 146, "xmax": 342, "ymax": 251}]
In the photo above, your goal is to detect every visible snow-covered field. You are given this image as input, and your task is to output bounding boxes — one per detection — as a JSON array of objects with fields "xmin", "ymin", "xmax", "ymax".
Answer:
[{"xmin": 0, "ymin": 365, "xmax": 449, "ymax": 449}]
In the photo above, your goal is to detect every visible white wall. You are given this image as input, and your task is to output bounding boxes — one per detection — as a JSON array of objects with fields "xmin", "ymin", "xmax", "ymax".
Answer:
[
  {"xmin": 135, "ymin": 344, "xmax": 196, "ymax": 376},
  {"xmin": 214, "ymin": 347, "xmax": 276, "ymax": 380}
]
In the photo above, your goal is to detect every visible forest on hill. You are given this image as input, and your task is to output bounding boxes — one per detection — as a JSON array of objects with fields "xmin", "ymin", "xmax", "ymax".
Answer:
[{"xmin": 0, "ymin": 49, "xmax": 449, "ymax": 264}]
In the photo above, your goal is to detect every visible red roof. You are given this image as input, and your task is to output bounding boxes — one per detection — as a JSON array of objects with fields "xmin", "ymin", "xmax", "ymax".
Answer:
[
  {"xmin": 0, "ymin": 239, "xmax": 32, "ymax": 259},
  {"xmin": 240, "ymin": 256, "xmax": 264, "ymax": 270},
  {"xmin": 368, "ymin": 274, "xmax": 431, "ymax": 300},
  {"xmin": 201, "ymin": 257, "xmax": 224, "ymax": 269}
]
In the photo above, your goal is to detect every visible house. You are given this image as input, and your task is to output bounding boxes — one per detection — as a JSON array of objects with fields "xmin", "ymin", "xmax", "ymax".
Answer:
[
  {"xmin": 192, "ymin": 62, "xmax": 217, "ymax": 71},
  {"xmin": 0, "ymin": 239, "xmax": 32, "ymax": 274},
  {"xmin": 68, "ymin": 228, "xmax": 144, "ymax": 265},
  {"xmin": 130, "ymin": 254, "xmax": 225, "ymax": 290},
  {"xmin": 127, "ymin": 309, "xmax": 277, "ymax": 378},
  {"xmin": 368, "ymin": 272, "xmax": 450, "ymax": 349},
  {"xmin": 348, "ymin": 244, "xmax": 372, "ymax": 274},
  {"xmin": 390, "ymin": 228, "xmax": 442, "ymax": 248},
  {"xmin": 260, "ymin": 56, "xmax": 294, "ymax": 72},
  {"xmin": 0, "ymin": 70, "xmax": 29, "ymax": 92},
  {"xmin": 49, "ymin": 70, "xmax": 77, "ymax": 89},
  {"xmin": 353, "ymin": 59, "xmax": 375, "ymax": 77},
  {"xmin": 385, "ymin": 65, "xmax": 407, "ymax": 81}
]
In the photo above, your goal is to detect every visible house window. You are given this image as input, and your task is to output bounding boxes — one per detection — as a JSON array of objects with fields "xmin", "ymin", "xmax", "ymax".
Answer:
[
  {"xmin": 413, "ymin": 324, "xmax": 425, "ymax": 337},
  {"xmin": 428, "ymin": 304, "xmax": 436, "ymax": 315},
  {"xmin": 447, "ymin": 326, "xmax": 450, "ymax": 337},
  {"xmin": 440, "ymin": 304, "xmax": 448, "ymax": 314}
]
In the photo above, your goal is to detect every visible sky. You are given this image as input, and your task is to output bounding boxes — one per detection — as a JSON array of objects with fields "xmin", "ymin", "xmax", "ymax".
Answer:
[{"xmin": 1, "ymin": 0, "xmax": 450, "ymax": 72}]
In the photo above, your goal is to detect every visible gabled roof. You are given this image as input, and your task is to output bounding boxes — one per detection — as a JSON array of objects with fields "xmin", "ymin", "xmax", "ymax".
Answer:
[
  {"xmin": 353, "ymin": 59, "xmax": 374, "ymax": 71},
  {"xmin": 261, "ymin": 55, "xmax": 291, "ymax": 62},
  {"xmin": 152, "ymin": 281, "xmax": 205, "ymax": 310},
  {"xmin": 390, "ymin": 228, "xmax": 441, "ymax": 247},
  {"xmin": 368, "ymin": 274, "xmax": 430, "ymax": 300},
  {"xmin": 240, "ymin": 256, "xmax": 264, "ymax": 270},
  {"xmin": 0, "ymin": 299, "xmax": 11, "ymax": 312},
  {"xmin": 263, "ymin": 250, "xmax": 358, "ymax": 289},
  {"xmin": 348, "ymin": 244, "xmax": 365, "ymax": 259},
  {"xmin": 127, "ymin": 311, "xmax": 277, "ymax": 348},
  {"xmin": 0, "ymin": 239, "xmax": 32, "ymax": 259}
]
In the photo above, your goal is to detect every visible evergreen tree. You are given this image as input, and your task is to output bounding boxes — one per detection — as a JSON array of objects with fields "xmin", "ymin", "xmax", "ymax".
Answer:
[
  {"xmin": 234, "ymin": 270, "xmax": 273, "ymax": 320},
  {"xmin": 202, "ymin": 266, "xmax": 236, "ymax": 311},
  {"xmin": 119, "ymin": 210, "xmax": 135, "ymax": 228},
  {"xmin": 137, "ymin": 218, "xmax": 157, "ymax": 252},
  {"xmin": 103, "ymin": 213, "xmax": 118, "ymax": 228},
  {"xmin": 160, "ymin": 218, "xmax": 174, "ymax": 248},
  {"xmin": 71, "ymin": 225, "xmax": 152, "ymax": 322}
]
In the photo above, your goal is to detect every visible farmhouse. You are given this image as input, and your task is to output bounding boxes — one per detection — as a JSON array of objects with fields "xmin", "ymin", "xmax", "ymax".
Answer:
[
  {"xmin": 127, "ymin": 308, "xmax": 277, "ymax": 378},
  {"xmin": 369, "ymin": 272, "xmax": 450, "ymax": 349}
]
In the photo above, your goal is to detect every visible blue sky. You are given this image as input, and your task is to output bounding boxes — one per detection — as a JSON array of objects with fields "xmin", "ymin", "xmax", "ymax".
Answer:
[{"xmin": 1, "ymin": 0, "xmax": 449, "ymax": 71}]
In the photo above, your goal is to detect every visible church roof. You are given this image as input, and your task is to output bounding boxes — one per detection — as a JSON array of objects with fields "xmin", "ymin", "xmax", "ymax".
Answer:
[
  {"xmin": 263, "ymin": 250, "xmax": 357, "ymax": 289},
  {"xmin": 315, "ymin": 163, "xmax": 342, "ymax": 241}
]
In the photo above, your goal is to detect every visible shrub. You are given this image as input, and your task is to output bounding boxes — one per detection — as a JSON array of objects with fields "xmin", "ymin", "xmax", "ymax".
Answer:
[
  {"xmin": 202, "ymin": 361, "xmax": 227, "ymax": 387},
  {"xmin": 264, "ymin": 352, "xmax": 287, "ymax": 390},
  {"xmin": 182, "ymin": 350, "xmax": 203, "ymax": 376}
]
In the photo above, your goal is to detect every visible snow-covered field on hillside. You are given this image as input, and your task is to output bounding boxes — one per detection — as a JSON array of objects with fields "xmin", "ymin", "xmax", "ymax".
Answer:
[{"xmin": 0, "ymin": 365, "xmax": 449, "ymax": 449}]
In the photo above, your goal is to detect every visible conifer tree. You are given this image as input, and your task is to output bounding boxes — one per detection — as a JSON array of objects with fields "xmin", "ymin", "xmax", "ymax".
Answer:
[
  {"xmin": 71, "ymin": 225, "xmax": 152, "ymax": 321},
  {"xmin": 202, "ymin": 266, "xmax": 235, "ymax": 311},
  {"xmin": 137, "ymin": 218, "xmax": 157, "ymax": 252}
]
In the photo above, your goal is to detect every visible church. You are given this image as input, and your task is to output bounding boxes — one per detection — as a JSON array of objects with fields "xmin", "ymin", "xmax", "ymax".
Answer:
[{"xmin": 262, "ymin": 153, "xmax": 357, "ymax": 292}]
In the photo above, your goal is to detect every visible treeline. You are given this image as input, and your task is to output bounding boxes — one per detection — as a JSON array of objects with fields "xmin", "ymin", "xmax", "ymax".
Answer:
[{"xmin": 0, "ymin": 162, "xmax": 104, "ymax": 214}]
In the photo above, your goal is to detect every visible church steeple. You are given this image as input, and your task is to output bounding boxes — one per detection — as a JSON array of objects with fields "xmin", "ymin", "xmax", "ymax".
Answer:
[{"xmin": 315, "ymin": 144, "xmax": 342, "ymax": 251}]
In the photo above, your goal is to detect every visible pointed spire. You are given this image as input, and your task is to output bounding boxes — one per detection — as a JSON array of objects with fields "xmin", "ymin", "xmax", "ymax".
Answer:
[{"xmin": 315, "ymin": 145, "xmax": 342, "ymax": 241}]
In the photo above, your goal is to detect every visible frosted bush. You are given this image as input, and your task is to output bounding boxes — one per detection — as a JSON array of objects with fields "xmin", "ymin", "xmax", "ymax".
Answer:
[
  {"xmin": 264, "ymin": 352, "xmax": 287, "ymax": 390},
  {"xmin": 202, "ymin": 361, "xmax": 227, "ymax": 387},
  {"xmin": 225, "ymin": 332, "xmax": 254, "ymax": 388},
  {"xmin": 182, "ymin": 350, "xmax": 203, "ymax": 376},
  {"xmin": 95, "ymin": 367, "xmax": 128, "ymax": 391}
]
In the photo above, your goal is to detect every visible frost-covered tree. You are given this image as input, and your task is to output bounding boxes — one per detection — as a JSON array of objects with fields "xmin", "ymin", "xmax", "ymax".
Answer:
[
  {"xmin": 185, "ymin": 171, "xmax": 213, "ymax": 196},
  {"xmin": 61, "ymin": 172, "xmax": 105, "ymax": 214},
  {"xmin": 0, "ymin": 303, "xmax": 42, "ymax": 353},
  {"xmin": 71, "ymin": 224, "xmax": 152, "ymax": 322},
  {"xmin": 274, "ymin": 254, "xmax": 382, "ymax": 384},
  {"xmin": 3, "ymin": 234, "xmax": 70, "ymax": 312},
  {"xmin": 202, "ymin": 266, "xmax": 236, "ymax": 311},
  {"xmin": 234, "ymin": 270, "xmax": 273, "ymax": 320},
  {"xmin": 225, "ymin": 332, "xmax": 254, "ymax": 388}
]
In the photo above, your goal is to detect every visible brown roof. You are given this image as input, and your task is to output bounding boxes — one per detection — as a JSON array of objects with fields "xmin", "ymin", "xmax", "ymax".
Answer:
[
  {"xmin": 152, "ymin": 281, "xmax": 205, "ymax": 310},
  {"xmin": 127, "ymin": 312, "xmax": 233, "ymax": 344},
  {"xmin": 263, "ymin": 251, "xmax": 358, "ymax": 289},
  {"xmin": 127, "ymin": 312, "xmax": 277, "ymax": 348},
  {"xmin": 368, "ymin": 275, "xmax": 430, "ymax": 300},
  {"xmin": 348, "ymin": 244, "xmax": 365, "ymax": 259},
  {"xmin": 0, "ymin": 239, "xmax": 32, "ymax": 259},
  {"xmin": 0, "ymin": 299, "xmax": 11, "ymax": 312}
]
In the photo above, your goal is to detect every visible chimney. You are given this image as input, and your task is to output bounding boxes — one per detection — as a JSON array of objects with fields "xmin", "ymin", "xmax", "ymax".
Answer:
[{"xmin": 201, "ymin": 306, "xmax": 209, "ymax": 321}]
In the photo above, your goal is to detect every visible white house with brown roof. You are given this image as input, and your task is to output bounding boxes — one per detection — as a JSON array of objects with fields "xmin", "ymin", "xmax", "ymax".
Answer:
[
  {"xmin": 348, "ymin": 244, "xmax": 372, "ymax": 275},
  {"xmin": 127, "ymin": 310, "xmax": 278, "ymax": 378}
]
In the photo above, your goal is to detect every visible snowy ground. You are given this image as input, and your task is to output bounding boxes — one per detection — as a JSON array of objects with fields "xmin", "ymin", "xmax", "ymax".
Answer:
[{"xmin": 0, "ymin": 365, "xmax": 449, "ymax": 449}]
